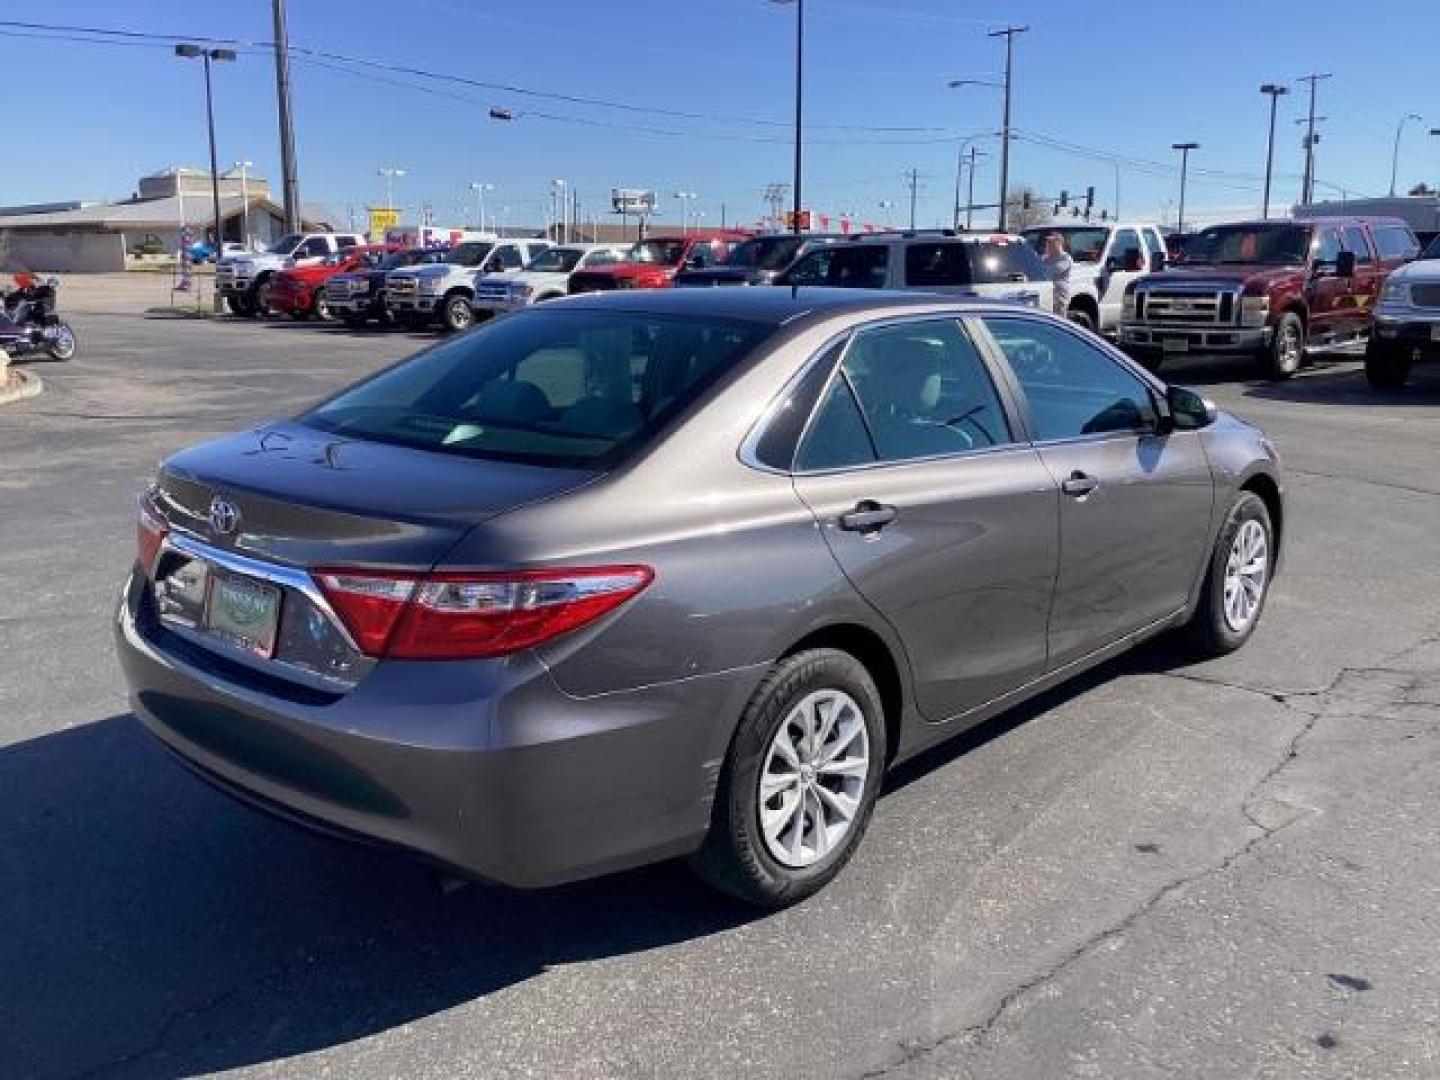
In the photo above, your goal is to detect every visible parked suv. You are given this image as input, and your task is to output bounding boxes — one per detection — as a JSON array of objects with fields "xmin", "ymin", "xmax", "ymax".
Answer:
[
  {"xmin": 567, "ymin": 231, "xmax": 749, "ymax": 293},
  {"xmin": 773, "ymin": 230, "xmax": 1052, "ymax": 309},
  {"xmin": 1119, "ymin": 217, "xmax": 1419, "ymax": 377},
  {"xmin": 385, "ymin": 239, "xmax": 551, "ymax": 332},
  {"xmin": 1021, "ymin": 222, "xmax": 1168, "ymax": 333},
  {"xmin": 1366, "ymin": 230, "xmax": 1440, "ymax": 388},
  {"xmin": 325, "ymin": 246, "xmax": 449, "ymax": 327},
  {"xmin": 471, "ymin": 244, "xmax": 630, "ymax": 316},
  {"xmin": 217, "ymin": 232, "xmax": 365, "ymax": 317},
  {"xmin": 674, "ymin": 233, "xmax": 839, "ymax": 287}
]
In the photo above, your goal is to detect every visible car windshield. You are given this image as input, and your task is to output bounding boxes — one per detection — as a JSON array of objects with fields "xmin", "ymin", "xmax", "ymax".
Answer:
[
  {"xmin": 526, "ymin": 248, "xmax": 585, "ymax": 273},
  {"xmin": 266, "ymin": 233, "xmax": 303, "ymax": 255},
  {"xmin": 444, "ymin": 241, "xmax": 494, "ymax": 266},
  {"xmin": 727, "ymin": 237, "xmax": 805, "ymax": 271},
  {"xmin": 304, "ymin": 310, "xmax": 774, "ymax": 468},
  {"xmin": 1182, "ymin": 224, "xmax": 1311, "ymax": 266},
  {"xmin": 627, "ymin": 240, "xmax": 687, "ymax": 265},
  {"xmin": 1022, "ymin": 227, "xmax": 1111, "ymax": 263},
  {"xmin": 1420, "ymin": 234, "xmax": 1440, "ymax": 260}
]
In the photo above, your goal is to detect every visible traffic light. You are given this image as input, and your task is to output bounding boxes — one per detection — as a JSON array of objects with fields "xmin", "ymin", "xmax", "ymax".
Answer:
[
  {"xmin": 1021, "ymin": 191, "xmax": 1032, "ymax": 210},
  {"xmin": 1058, "ymin": 189, "xmax": 1069, "ymax": 208}
]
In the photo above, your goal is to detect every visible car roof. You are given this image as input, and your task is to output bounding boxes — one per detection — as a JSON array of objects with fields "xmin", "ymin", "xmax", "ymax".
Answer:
[
  {"xmin": 550, "ymin": 285, "xmax": 1031, "ymax": 326},
  {"xmin": 1202, "ymin": 216, "xmax": 1411, "ymax": 229}
]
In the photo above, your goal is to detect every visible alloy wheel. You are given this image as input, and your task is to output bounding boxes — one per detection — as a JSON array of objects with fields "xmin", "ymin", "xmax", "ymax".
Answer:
[
  {"xmin": 1222, "ymin": 518, "xmax": 1269, "ymax": 632},
  {"xmin": 758, "ymin": 689, "xmax": 871, "ymax": 869}
]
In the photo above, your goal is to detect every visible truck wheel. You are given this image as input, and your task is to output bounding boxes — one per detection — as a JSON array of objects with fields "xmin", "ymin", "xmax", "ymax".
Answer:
[
  {"xmin": 250, "ymin": 275, "xmax": 277, "ymax": 318},
  {"xmin": 342, "ymin": 315, "xmax": 366, "ymax": 329},
  {"xmin": 440, "ymin": 292, "xmax": 474, "ymax": 333},
  {"xmin": 1066, "ymin": 305, "xmax": 1097, "ymax": 333},
  {"xmin": 1364, "ymin": 339, "xmax": 1413, "ymax": 389},
  {"xmin": 1264, "ymin": 312, "xmax": 1304, "ymax": 379},
  {"xmin": 231, "ymin": 291, "xmax": 258, "ymax": 318},
  {"xmin": 311, "ymin": 292, "xmax": 332, "ymax": 322}
]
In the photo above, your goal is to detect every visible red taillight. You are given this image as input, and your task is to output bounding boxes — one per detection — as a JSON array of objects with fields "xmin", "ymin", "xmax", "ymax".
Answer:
[
  {"xmin": 313, "ymin": 566, "xmax": 653, "ymax": 660},
  {"xmin": 136, "ymin": 492, "xmax": 168, "ymax": 576}
]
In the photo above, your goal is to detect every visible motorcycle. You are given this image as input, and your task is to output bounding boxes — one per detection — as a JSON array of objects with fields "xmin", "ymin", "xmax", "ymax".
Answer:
[{"xmin": 0, "ymin": 274, "xmax": 77, "ymax": 361}]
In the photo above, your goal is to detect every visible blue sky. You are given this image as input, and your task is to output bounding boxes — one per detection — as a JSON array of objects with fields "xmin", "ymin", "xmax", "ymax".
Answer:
[{"xmin": 5, "ymin": 0, "xmax": 1439, "ymax": 231}]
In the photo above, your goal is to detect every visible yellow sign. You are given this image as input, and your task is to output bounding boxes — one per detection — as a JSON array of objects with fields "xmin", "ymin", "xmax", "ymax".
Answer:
[{"xmin": 368, "ymin": 207, "xmax": 400, "ymax": 242}]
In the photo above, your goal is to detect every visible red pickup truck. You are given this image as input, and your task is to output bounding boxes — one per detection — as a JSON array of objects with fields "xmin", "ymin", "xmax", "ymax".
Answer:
[
  {"xmin": 265, "ymin": 246, "xmax": 389, "ymax": 320},
  {"xmin": 1118, "ymin": 217, "xmax": 1419, "ymax": 377},
  {"xmin": 567, "ymin": 231, "xmax": 750, "ymax": 293}
]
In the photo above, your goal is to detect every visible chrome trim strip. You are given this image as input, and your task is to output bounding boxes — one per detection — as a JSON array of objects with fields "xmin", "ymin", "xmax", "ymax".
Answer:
[{"xmin": 163, "ymin": 530, "xmax": 363, "ymax": 654}]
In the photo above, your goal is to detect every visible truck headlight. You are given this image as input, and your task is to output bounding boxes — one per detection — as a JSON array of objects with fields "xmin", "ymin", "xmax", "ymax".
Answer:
[
  {"xmin": 511, "ymin": 284, "xmax": 534, "ymax": 298},
  {"xmin": 1240, "ymin": 296, "xmax": 1270, "ymax": 327},
  {"xmin": 1381, "ymin": 280, "xmax": 1410, "ymax": 305}
]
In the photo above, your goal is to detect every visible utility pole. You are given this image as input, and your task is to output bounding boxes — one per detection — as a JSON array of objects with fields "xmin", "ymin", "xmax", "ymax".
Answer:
[
  {"xmin": 1260, "ymin": 83, "xmax": 1289, "ymax": 219},
  {"xmin": 965, "ymin": 147, "xmax": 985, "ymax": 229},
  {"xmin": 1297, "ymin": 73, "xmax": 1331, "ymax": 206},
  {"xmin": 1391, "ymin": 113, "xmax": 1423, "ymax": 197},
  {"xmin": 907, "ymin": 168, "xmax": 920, "ymax": 229},
  {"xmin": 988, "ymin": 25, "xmax": 1029, "ymax": 231},
  {"xmin": 271, "ymin": 0, "xmax": 301, "ymax": 232},
  {"xmin": 1172, "ymin": 142, "xmax": 1199, "ymax": 236}
]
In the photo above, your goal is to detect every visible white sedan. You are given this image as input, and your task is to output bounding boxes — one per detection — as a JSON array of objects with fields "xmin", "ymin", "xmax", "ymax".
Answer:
[{"xmin": 472, "ymin": 244, "xmax": 631, "ymax": 315}]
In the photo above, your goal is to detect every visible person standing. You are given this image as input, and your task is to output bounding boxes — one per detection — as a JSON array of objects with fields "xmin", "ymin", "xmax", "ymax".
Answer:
[{"xmin": 1042, "ymin": 232, "xmax": 1073, "ymax": 317}]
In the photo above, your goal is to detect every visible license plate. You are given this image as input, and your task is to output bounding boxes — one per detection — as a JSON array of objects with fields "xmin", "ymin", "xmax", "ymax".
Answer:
[
  {"xmin": 205, "ymin": 572, "xmax": 281, "ymax": 657},
  {"xmin": 1430, "ymin": 325, "xmax": 1440, "ymax": 342},
  {"xmin": 1162, "ymin": 337, "xmax": 1191, "ymax": 353}
]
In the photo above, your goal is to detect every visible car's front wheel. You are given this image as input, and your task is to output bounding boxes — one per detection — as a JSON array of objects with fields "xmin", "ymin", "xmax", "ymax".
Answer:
[
  {"xmin": 1184, "ymin": 491, "xmax": 1274, "ymax": 656},
  {"xmin": 1264, "ymin": 312, "xmax": 1304, "ymax": 379},
  {"xmin": 440, "ymin": 293, "xmax": 473, "ymax": 332},
  {"xmin": 1365, "ymin": 338, "xmax": 1413, "ymax": 389},
  {"xmin": 692, "ymin": 648, "xmax": 886, "ymax": 907}
]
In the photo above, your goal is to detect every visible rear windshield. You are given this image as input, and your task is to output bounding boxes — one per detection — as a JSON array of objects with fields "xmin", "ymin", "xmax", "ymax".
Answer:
[
  {"xmin": 904, "ymin": 241, "xmax": 1045, "ymax": 286},
  {"xmin": 775, "ymin": 245, "xmax": 888, "ymax": 288},
  {"xmin": 304, "ymin": 310, "xmax": 773, "ymax": 468}
]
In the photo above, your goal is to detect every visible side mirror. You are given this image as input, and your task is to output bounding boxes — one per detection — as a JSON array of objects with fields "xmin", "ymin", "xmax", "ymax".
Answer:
[
  {"xmin": 1336, "ymin": 249, "xmax": 1357, "ymax": 278},
  {"xmin": 1150, "ymin": 251, "xmax": 1167, "ymax": 272},
  {"xmin": 1165, "ymin": 385, "xmax": 1218, "ymax": 430}
]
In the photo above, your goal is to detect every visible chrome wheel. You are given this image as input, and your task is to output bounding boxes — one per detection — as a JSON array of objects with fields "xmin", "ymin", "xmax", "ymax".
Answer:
[
  {"xmin": 48, "ymin": 324, "xmax": 76, "ymax": 360},
  {"xmin": 758, "ymin": 689, "xmax": 871, "ymax": 869},
  {"xmin": 444, "ymin": 296, "xmax": 473, "ymax": 331},
  {"xmin": 1276, "ymin": 322, "xmax": 1302, "ymax": 374},
  {"xmin": 1223, "ymin": 518, "xmax": 1269, "ymax": 632}
]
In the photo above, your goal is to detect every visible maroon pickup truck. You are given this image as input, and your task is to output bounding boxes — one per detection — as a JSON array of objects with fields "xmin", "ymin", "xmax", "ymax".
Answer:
[
  {"xmin": 1118, "ymin": 216, "xmax": 1419, "ymax": 377},
  {"xmin": 568, "ymin": 231, "xmax": 750, "ymax": 293}
]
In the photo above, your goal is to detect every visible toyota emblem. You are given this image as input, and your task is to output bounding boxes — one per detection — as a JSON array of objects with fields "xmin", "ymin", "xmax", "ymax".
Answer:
[{"xmin": 208, "ymin": 496, "xmax": 240, "ymax": 536}]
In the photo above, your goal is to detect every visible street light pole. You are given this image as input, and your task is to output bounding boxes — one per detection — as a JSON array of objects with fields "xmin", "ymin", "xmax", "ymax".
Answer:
[
  {"xmin": 1260, "ymin": 83, "xmax": 1289, "ymax": 219},
  {"xmin": 175, "ymin": 43, "xmax": 236, "ymax": 312},
  {"xmin": 1172, "ymin": 141, "xmax": 1199, "ymax": 236},
  {"xmin": 270, "ymin": 0, "xmax": 301, "ymax": 233},
  {"xmin": 378, "ymin": 167, "xmax": 406, "ymax": 215},
  {"xmin": 230, "ymin": 160, "xmax": 253, "ymax": 248},
  {"xmin": 674, "ymin": 191, "xmax": 698, "ymax": 234},
  {"xmin": 469, "ymin": 182, "xmax": 493, "ymax": 232},
  {"xmin": 1390, "ymin": 113, "xmax": 1423, "ymax": 197},
  {"xmin": 988, "ymin": 25, "xmax": 1029, "ymax": 232},
  {"xmin": 771, "ymin": 0, "xmax": 805, "ymax": 233}
]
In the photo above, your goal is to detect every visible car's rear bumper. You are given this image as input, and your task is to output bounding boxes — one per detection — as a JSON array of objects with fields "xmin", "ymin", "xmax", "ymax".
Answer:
[
  {"xmin": 1119, "ymin": 322, "xmax": 1269, "ymax": 353},
  {"xmin": 116, "ymin": 571, "xmax": 758, "ymax": 887}
]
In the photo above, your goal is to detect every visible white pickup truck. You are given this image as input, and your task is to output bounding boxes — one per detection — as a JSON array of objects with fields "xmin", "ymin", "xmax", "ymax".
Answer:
[
  {"xmin": 1019, "ymin": 222, "xmax": 1167, "ymax": 334},
  {"xmin": 217, "ymin": 231, "xmax": 365, "ymax": 316},
  {"xmin": 471, "ymin": 243, "xmax": 631, "ymax": 316},
  {"xmin": 385, "ymin": 238, "xmax": 551, "ymax": 332}
]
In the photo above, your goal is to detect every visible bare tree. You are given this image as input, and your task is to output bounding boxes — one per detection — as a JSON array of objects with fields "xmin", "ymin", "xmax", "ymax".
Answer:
[
  {"xmin": 1408, "ymin": 182, "xmax": 1435, "ymax": 197},
  {"xmin": 1005, "ymin": 185, "xmax": 1048, "ymax": 232}
]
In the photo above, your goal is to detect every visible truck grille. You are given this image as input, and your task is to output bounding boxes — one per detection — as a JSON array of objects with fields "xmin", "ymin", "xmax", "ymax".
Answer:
[
  {"xmin": 1136, "ymin": 290, "xmax": 1233, "ymax": 325},
  {"xmin": 387, "ymin": 277, "xmax": 418, "ymax": 298},
  {"xmin": 325, "ymin": 278, "xmax": 365, "ymax": 300},
  {"xmin": 216, "ymin": 265, "xmax": 237, "ymax": 284},
  {"xmin": 1410, "ymin": 283, "xmax": 1440, "ymax": 308}
]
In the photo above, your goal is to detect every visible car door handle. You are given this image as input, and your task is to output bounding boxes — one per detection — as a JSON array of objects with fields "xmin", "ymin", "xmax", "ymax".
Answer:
[
  {"xmin": 1061, "ymin": 471, "xmax": 1100, "ymax": 498},
  {"xmin": 838, "ymin": 501, "xmax": 898, "ymax": 533}
]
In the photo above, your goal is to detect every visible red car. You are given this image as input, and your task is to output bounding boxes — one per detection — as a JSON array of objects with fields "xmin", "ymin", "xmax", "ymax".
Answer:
[
  {"xmin": 567, "ymin": 231, "xmax": 750, "ymax": 293},
  {"xmin": 264, "ymin": 246, "xmax": 389, "ymax": 320}
]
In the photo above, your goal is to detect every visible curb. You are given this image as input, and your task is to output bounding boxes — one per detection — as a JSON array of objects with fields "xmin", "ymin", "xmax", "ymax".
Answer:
[
  {"xmin": 0, "ymin": 365, "xmax": 43, "ymax": 406},
  {"xmin": 143, "ymin": 306, "xmax": 218, "ymax": 320}
]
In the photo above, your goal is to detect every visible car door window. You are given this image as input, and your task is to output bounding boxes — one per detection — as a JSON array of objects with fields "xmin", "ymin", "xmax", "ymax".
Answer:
[
  {"xmin": 798, "ymin": 319, "xmax": 1012, "ymax": 468},
  {"xmin": 778, "ymin": 246, "xmax": 888, "ymax": 288},
  {"xmin": 981, "ymin": 316, "xmax": 1158, "ymax": 441},
  {"xmin": 498, "ymin": 246, "xmax": 524, "ymax": 269},
  {"xmin": 1374, "ymin": 225, "xmax": 1419, "ymax": 261},
  {"xmin": 1342, "ymin": 226, "xmax": 1374, "ymax": 265},
  {"xmin": 336, "ymin": 236, "xmax": 359, "ymax": 250},
  {"xmin": 1108, "ymin": 229, "xmax": 1143, "ymax": 271},
  {"xmin": 301, "ymin": 237, "xmax": 330, "ymax": 258},
  {"xmin": 1314, "ymin": 229, "xmax": 1343, "ymax": 266}
]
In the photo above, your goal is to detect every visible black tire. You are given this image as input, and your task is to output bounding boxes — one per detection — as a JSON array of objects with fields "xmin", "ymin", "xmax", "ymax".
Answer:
[
  {"xmin": 311, "ymin": 292, "xmax": 332, "ymax": 322},
  {"xmin": 1364, "ymin": 338, "xmax": 1413, "ymax": 389},
  {"xmin": 248, "ymin": 276, "xmax": 276, "ymax": 318},
  {"xmin": 231, "ymin": 291, "xmax": 258, "ymax": 318},
  {"xmin": 691, "ymin": 648, "xmax": 887, "ymax": 908},
  {"xmin": 1184, "ymin": 491, "xmax": 1274, "ymax": 658},
  {"xmin": 1264, "ymin": 312, "xmax": 1304, "ymax": 379},
  {"xmin": 439, "ymin": 292, "xmax": 474, "ymax": 333},
  {"xmin": 342, "ymin": 315, "xmax": 366, "ymax": 329},
  {"xmin": 46, "ymin": 323, "xmax": 77, "ymax": 361},
  {"xmin": 1067, "ymin": 305, "xmax": 1097, "ymax": 333}
]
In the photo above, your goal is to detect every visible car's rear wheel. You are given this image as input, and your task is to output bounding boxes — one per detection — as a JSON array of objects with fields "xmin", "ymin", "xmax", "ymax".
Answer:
[
  {"xmin": 1067, "ymin": 305, "xmax": 1097, "ymax": 333},
  {"xmin": 1264, "ymin": 312, "xmax": 1304, "ymax": 379},
  {"xmin": 692, "ymin": 648, "xmax": 885, "ymax": 907},
  {"xmin": 440, "ymin": 292, "xmax": 473, "ymax": 333},
  {"xmin": 1184, "ymin": 491, "xmax": 1274, "ymax": 657},
  {"xmin": 1365, "ymin": 338, "xmax": 1413, "ymax": 389}
]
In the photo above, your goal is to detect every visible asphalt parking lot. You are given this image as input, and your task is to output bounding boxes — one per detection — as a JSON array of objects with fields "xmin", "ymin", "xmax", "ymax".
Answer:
[{"xmin": 3, "ymin": 313, "xmax": 1440, "ymax": 1080}]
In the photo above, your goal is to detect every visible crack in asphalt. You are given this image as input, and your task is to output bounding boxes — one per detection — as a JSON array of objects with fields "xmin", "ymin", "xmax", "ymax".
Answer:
[
  {"xmin": 853, "ymin": 646, "xmax": 1434, "ymax": 1080},
  {"xmin": 1286, "ymin": 468, "xmax": 1440, "ymax": 499}
]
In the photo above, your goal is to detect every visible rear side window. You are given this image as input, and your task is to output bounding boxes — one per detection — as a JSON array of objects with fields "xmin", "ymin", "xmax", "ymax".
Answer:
[
  {"xmin": 777, "ymin": 246, "xmax": 888, "ymax": 288},
  {"xmin": 981, "ymin": 316, "xmax": 1157, "ymax": 441},
  {"xmin": 1373, "ymin": 225, "xmax": 1419, "ymax": 261},
  {"xmin": 967, "ymin": 242, "xmax": 1045, "ymax": 284},
  {"xmin": 306, "ymin": 311, "xmax": 772, "ymax": 468},
  {"xmin": 1342, "ymin": 226, "xmax": 1374, "ymax": 264},
  {"xmin": 905, "ymin": 242, "xmax": 1044, "ymax": 287}
]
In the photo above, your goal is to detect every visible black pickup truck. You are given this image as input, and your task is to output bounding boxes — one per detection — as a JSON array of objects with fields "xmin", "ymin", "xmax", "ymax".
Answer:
[{"xmin": 323, "ymin": 247, "xmax": 449, "ymax": 327}]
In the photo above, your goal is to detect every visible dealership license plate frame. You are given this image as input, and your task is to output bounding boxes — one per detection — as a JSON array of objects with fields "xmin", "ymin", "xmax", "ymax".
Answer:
[
  {"xmin": 1162, "ymin": 336, "xmax": 1191, "ymax": 354},
  {"xmin": 204, "ymin": 570, "xmax": 282, "ymax": 658}
]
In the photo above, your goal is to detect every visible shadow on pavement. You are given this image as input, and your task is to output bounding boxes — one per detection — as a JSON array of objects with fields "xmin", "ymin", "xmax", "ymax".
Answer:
[{"xmin": 1, "ymin": 716, "xmax": 754, "ymax": 1079}]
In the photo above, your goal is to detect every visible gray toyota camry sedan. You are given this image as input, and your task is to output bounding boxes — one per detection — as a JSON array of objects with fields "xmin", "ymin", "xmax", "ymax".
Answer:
[{"xmin": 117, "ymin": 288, "xmax": 1283, "ymax": 907}]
